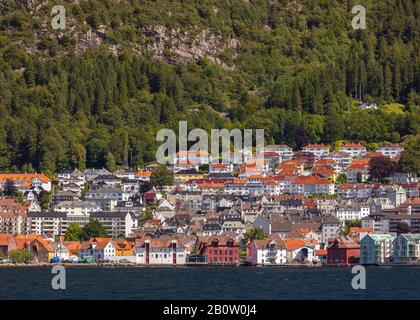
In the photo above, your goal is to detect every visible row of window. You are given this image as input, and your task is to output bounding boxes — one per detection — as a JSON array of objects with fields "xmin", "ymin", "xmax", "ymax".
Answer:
[{"xmin": 209, "ymin": 249, "xmax": 237, "ymax": 256}]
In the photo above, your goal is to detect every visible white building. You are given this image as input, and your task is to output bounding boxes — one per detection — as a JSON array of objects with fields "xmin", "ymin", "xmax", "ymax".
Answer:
[
  {"xmin": 53, "ymin": 201, "xmax": 102, "ymax": 216},
  {"xmin": 248, "ymin": 239, "xmax": 287, "ymax": 265},
  {"xmin": 377, "ymin": 144, "xmax": 404, "ymax": 159},
  {"xmin": 290, "ymin": 176, "xmax": 335, "ymax": 196},
  {"xmin": 264, "ymin": 145, "xmax": 293, "ymax": 160},
  {"xmin": 79, "ymin": 238, "xmax": 117, "ymax": 261},
  {"xmin": 334, "ymin": 204, "xmax": 370, "ymax": 221},
  {"xmin": 135, "ymin": 238, "xmax": 190, "ymax": 265},
  {"xmin": 339, "ymin": 143, "xmax": 367, "ymax": 157},
  {"xmin": 302, "ymin": 144, "xmax": 329, "ymax": 159}
]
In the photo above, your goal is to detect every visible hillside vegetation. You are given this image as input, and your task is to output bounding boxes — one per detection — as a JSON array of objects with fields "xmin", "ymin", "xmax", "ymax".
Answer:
[{"xmin": 0, "ymin": 0, "xmax": 419, "ymax": 174}]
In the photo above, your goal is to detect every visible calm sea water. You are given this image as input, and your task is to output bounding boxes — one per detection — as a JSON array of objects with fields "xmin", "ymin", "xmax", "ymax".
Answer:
[{"xmin": 0, "ymin": 266, "xmax": 419, "ymax": 300}]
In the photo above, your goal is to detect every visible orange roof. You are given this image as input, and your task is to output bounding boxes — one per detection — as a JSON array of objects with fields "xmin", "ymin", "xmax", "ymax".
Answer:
[
  {"xmin": 316, "ymin": 159, "xmax": 337, "ymax": 165},
  {"xmin": 136, "ymin": 171, "xmax": 152, "ymax": 177},
  {"xmin": 232, "ymin": 178, "xmax": 247, "ymax": 184},
  {"xmin": 248, "ymin": 175, "xmax": 265, "ymax": 179},
  {"xmin": 303, "ymin": 144, "xmax": 328, "ymax": 149},
  {"xmin": 285, "ymin": 239, "xmax": 306, "ymax": 250},
  {"xmin": 0, "ymin": 233, "xmax": 15, "ymax": 246},
  {"xmin": 293, "ymin": 175, "xmax": 333, "ymax": 185},
  {"xmin": 313, "ymin": 165, "xmax": 336, "ymax": 175},
  {"xmin": 210, "ymin": 163, "xmax": 227, "ymax": 169},
  {"xmin": 341, "ymin": 143, "xmax": 365, "ymax": 149},
  {"xmin": 349, "ymin": 227, "xmax": 373, "ymax": 234},
  {"xmin": 0, "ymin": 173, "xmax": 49, "ymax": 183},
  {"xmin": 63, "ymin": 241, "xmax": 81, "ymax": 253},
  {"xmin": 316, "ymin": 249, "xmax": 328, "ymax": 256},
  {"xmin": 198, "ymin": 183, "xmax": 225, "ymax": 189}
]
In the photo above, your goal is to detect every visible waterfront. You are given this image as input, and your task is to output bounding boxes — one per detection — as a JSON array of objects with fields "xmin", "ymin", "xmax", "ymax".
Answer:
[{"xmin": 0, "ymin": 266, "xmax": 419, "ymax": 300}]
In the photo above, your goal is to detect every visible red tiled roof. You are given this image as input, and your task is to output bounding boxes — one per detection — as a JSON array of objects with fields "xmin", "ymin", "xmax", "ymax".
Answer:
[
  {"xmin": 341, "ymin": 143, "xmax": 365, "ymax": 149},
  {"xmin": 0, "ymin": 173, "xmax": 49, "ymax": 183},
  {"xmin": 303, "ymin": 144, "xmax": 328, "ymax": 149},
  {"xmin": 292, "ymin": 175, "xmax": 333, "ymax": 185}
]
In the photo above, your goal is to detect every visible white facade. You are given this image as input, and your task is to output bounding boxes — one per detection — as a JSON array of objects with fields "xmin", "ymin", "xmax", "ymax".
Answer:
[
  {"xmin": 135, "ymin": 240, "xmax": 188, "ymax": 265},
  {"xmin": 248, "ymin": 240, "xmax": 287, "ymax": 265},
  {"xmin": 334, "ymin": 205, "xmax": 370, "ymax": 221}
]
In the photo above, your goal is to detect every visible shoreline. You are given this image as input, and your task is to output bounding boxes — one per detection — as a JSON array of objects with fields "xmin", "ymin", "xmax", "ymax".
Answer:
[{"xmin": 1, "ymin": 263, "xmax": 419, "ymax": 268}]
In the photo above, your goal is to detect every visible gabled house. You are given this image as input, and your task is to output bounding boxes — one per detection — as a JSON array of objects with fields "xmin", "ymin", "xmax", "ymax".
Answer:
[
  {"xmin": 197, "ymin": 236, "xmax": 240, "ymax": 265},
  {"xmin": 247, "ymin": 238, "xmax": 287, "ymax": 265},
  {"xmin": 135, "ymin": 238, "xmax": 190, "ymax": 265},
  {"xmin": 78, "ymin": 238, "xmax": 117, "ymax": 262},
  {"xmin": 29, "ymin": 237, "xmax": 55, "ymax": 263},
  {"xmin": 327, "ymin": 236, "xmax": 360, "ymax": 265},
  {"xmin": 392, "ymin": 233, "xmax": 420, "ymax": 263},
  {"xmin": 0, "ymin": 233, "xmax": 17, "ymax": 258},
  {"xmin": 302, "ymin": 144, "xmax": 329, "ymax": 159},
  {"xmin": 339, "ymin": 143, "xmax": 367, "ymax": 158},
  {"xmin": 360, "ymin": 234, "xmax": 395, "ymax": 265}
]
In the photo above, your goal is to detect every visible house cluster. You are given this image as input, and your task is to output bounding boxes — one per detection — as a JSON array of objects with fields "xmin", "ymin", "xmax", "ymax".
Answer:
[{"xmin": 0, "ymin": 141, "xmax": 419, "ymax": 266}]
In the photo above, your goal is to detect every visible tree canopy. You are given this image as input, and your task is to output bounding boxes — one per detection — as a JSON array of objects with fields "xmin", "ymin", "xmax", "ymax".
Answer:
[{"xmin": 0, "ymin": 1, "xmax": 418, "ymax": 174}]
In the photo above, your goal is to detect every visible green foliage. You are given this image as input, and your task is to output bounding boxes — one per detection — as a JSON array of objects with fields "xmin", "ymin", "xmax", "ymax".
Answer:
[
  {"xmin": 399, "ymin": 135, "xmax": 420, "ymax": 177},
  {"xmin": 244, "ymin": 227, "xmax": 266, "ymax": 242},
  {"xmin": 38, "ymin": 190, "xmax": 52, "ymax": 210},
  {"xmin": 9, "ymin": 249, "xmax": 32, "ymax": 263},
  {"xmin": 150, "ymin": 166, "xmax": 174, "ymax": 187},
  {"xmin": 81, "ymin": 220, "xmax": 108, "ymax": 241},
  {"xmin": 0, "ymin": 1, "xmax": 418, "ymax": 172},
  {"xmin": 341, "ymin": 220, "xmax": 362, "ymax": 236},
  {"xmin": 2, "ymin": 179, "xmax": 18, "ymax": 197},
  {"xmin": 65, "ymin": 223, "xmax": 84, "ymax": 241}
]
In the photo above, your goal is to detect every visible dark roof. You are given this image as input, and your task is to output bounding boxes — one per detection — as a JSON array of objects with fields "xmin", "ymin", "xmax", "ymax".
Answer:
[
  {"xmin": 90, "ymin": 212, "xmax": 133, "ymax": 219},
  {"xmin": 176, "ymin": 169, "xmax": 199, "ymax": 174},
  {"xmin": 28, "ymin": 211, "xmax": 66, "ymax": 218}
]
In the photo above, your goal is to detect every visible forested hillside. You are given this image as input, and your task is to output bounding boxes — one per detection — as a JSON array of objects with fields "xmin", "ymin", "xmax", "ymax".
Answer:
[{"xmin": 0, "ymin": 0, "xmax": 419, "ymax": 174}]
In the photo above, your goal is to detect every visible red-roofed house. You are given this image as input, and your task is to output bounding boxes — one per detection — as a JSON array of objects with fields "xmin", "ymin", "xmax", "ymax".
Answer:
[
  {"xmin": 290, "ymin": 175, "xmax": 335, "ymax": 196},
  {"xmin": 79, "ymin": 238, "xmax": 116, "ymax": 261},
  {"xmin": 303, "ymin": 144, "xmax": 329, "ymax": 158},
  {"xmin": 197, "ymin": 236, "xmax": 240, "ymax": 265},
  {"xmin": 0, "ymin": 233, "xmax": 17, "ymax": 258},
  {"xmin": 340, "ymin": 143, "xmax": 367, "ymax": 157},
  {"xmin": 377, "ymin": 144, "xmax": 404, "ymax": 158},
  {"xmin": 0, "ymin": 173, "xmax": 51, "ymax": 192},
  {"xmin": 209, "ymin": 163, "xmax": 233, "ymax": 174},
  {"xmin": 327, "ymin": 236, "xmax": 360, "ymax": 265}
]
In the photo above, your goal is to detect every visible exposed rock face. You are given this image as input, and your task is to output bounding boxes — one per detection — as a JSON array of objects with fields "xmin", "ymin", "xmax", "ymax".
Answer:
[
  {"xmin": 74, "ymin": 29, "xmax": 103, "ymax": 53},
  {"xmin": 143, "ymin": 25, "xmax": 239, "ymax": 69}
]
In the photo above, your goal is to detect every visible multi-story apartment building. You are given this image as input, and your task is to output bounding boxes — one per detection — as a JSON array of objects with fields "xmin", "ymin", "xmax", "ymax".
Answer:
[
  {"xmin": 339, "ymin": 143, "xmax": 367, "ymax": 158},
  {"xmin": 290, "ymin": 176, "xmax": 335, "ymax": 196},
  {"xmin": 135, "ymin": 238, "xmax": 190, "ymax": 265},
  {"xmin": 264, "ymin": 145, "xmax": 293, "ymax": 161},
  {"xmin": 247, "ymin": 239, "xmax": 287, "ymax": 265},
  {"xmin": 360, "ymin": 234, "xmax": 395, "ymax": 264},
  {"xmin": 0, "ymin": 199, "xmax": 29, "ymax": 235},
  {"xmin": 334, "ymin": 204, "xmax": 370, "ymax": 222},
  {"xmin": 377, "ymin": 144, "xmax": 404, "ymax": 159},
  {"xmin": 392, "ymin": 233, "xmax": 420, "ymax": 263},
  {"xmin": 0, "ymin": 173, "xmax": 51, "ymax": 192},
  {"xmin": 53, "ymin": 201, "xmax": 102, "ymax": 216},
  {"xmin": 27, "ymin": 211, "xmax": 138, "ymax": 238},
  {"xmin": 302, "ymin": 144, "xmax": 329, "ymax": 159}
]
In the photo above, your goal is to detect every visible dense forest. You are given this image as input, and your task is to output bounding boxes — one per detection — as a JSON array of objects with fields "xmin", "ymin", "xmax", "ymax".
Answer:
[{"xmin": 0, "ymin": 0, "xmax": 419, "ymax": 174}]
